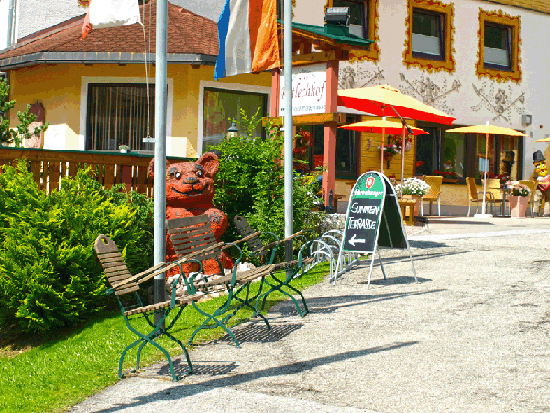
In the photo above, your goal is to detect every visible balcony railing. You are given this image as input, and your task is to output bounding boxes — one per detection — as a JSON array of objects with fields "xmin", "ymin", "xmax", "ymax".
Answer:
[{"xmin": 0, "ymin": 147, "xmax": 194, "ymax": 196}]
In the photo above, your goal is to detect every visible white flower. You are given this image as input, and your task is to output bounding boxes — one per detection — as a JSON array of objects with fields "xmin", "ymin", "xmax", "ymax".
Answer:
[{"xmin": 396, "ymin": 178, "xmax": 431, "ymax": 196}]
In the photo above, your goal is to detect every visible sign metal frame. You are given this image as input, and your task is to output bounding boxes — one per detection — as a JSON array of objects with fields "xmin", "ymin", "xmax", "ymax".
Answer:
[{"xmin": 332, "ymin": 171, "xmax": 417, "ymax": 287}]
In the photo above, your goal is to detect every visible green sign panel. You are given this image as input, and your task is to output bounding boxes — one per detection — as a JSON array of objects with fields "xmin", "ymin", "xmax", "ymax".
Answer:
[{"xmin": 342, "ymin": 172, "xmax": 407, "ymax": 254}]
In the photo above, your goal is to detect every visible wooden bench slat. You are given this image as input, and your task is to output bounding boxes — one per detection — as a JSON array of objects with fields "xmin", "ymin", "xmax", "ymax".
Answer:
[{"xmin": 115, "ymin": 284, "xmax": 140, "ymax": 296}]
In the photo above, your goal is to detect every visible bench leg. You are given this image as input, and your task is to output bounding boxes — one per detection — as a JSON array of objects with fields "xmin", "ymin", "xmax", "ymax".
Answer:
[
  {"xmin": 122, "ymin": 309, "xmax": 188, "ymax": 382},
  {"xmin": 258, "ymin": 270, "xmax": 309, "ymax": 317},
  {"xmin": 228, "ymin": 281, "xmax": 271, "ymax": 330},
  {"xmin": 189, "ymin": 295, "xmax": 241, "ymax": 348}
]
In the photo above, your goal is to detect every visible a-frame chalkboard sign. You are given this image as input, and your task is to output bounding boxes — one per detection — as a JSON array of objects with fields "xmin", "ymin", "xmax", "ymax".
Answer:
[{"xmin": 332, "ymin": 171, "xmax": 417, "ymax": 287}]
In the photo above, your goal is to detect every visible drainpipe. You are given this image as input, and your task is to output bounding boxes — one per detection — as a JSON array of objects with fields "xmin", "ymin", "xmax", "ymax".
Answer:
[{"xmin": 6, "ymin": 0, "xmax": 16, "ymax": 48}]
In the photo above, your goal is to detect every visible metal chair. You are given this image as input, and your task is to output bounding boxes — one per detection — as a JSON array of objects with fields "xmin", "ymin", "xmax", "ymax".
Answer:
[
  {"xmin": 487, "ymin": 178, "xmax": 508, "ymax": 216},
  {"xmin": 466, "ymin": 177, "xmax": 498, "ymax": 216},
  {"xmin": 421, "ymin": 176, "xmax": 443, "ymax": 216}
]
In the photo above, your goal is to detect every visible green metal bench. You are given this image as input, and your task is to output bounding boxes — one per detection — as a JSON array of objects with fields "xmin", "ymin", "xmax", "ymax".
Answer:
[
  {"xmin": 166, "ymin": 215, "xmax": 279, "ymax": 347},
  {"xmin": 233, "ymin": 216, "xmax": 316, "ymax": 317},
  {"xmin": 94, "ymin": 234, "xmax": 204, "ymax": 382}
]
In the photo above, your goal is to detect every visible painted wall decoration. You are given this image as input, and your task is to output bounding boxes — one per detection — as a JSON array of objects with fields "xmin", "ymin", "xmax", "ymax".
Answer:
[
  {"xmin": 399, "ymin": 73, "xmax": 461, "ymax": 114},
  {"xmin": 402, "ymin": 0, "xmax": 456, "ymax": 74},
  {"xmin": 338, "ymin": 64, "xmax": 385, "ymax": 90},
  {"xmin": 470, "ymin": 82, "xmax": 525, "ymax": 123},
  {"xmin": 476, "ymin": 8, "xmax": 522, "ymax": 84}
]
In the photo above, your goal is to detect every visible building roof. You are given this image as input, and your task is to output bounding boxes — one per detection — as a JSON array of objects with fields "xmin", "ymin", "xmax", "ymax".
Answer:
[
  {"xmin": 0, "ymin": 0, "xmax": 219, "ymax": 70},
  {"xmin": 288, "ymin": 21, "xmax": 373, "ymax": 49}
]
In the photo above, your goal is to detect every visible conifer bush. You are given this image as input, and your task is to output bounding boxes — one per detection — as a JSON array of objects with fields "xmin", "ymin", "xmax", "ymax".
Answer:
[{"xmin": 0, "ymin": 162, "xmax": 153, "ymax": 333}]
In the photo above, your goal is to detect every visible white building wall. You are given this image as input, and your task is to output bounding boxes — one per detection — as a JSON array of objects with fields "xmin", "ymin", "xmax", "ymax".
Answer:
[
  {"xmin": 294, "ymin": 0, "xmax": 550, "ymax": 179},
  {"xmin": 13, "ymin": 0, "xmax": 224, "ymax": 41}
]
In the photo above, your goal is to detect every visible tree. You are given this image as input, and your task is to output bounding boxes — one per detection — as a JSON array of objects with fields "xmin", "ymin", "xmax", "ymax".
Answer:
[{"xmin": 0, "ymin": 77, "xmax": 49, "ymax": 147}]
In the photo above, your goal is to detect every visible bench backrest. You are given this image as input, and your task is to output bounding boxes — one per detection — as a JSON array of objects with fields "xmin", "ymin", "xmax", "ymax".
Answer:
[
  {"xmin": 234, "ymin": 215, "xmax": 264, "ymax": 253},
  {"xmin": 94, "ymin": 234, "xmax": 139, "ymax": 296},
  {"xmin": 166, "ymin": 215, "xmax": 221, "ymax": 261}
]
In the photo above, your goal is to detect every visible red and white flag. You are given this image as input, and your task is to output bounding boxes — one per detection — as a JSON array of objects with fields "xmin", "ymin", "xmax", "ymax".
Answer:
[{"xmin": 82, "ymin": 0, "xmax": 141, "ymax": 39}]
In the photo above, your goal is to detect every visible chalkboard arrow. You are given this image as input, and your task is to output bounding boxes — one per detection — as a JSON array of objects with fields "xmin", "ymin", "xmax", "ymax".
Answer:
[{"xmin": 349, "ymin": 233, "xmax": 366, "ymax": 246}]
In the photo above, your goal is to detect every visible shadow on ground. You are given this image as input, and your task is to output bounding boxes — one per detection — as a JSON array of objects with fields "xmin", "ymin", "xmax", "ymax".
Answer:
[
  {"xmin": 95, "ymin": 341, "xmax": 420, "ymax": 413},
  {"xmin": 275, "ymin": 289, "xmax": 445, "ymax": 316}
]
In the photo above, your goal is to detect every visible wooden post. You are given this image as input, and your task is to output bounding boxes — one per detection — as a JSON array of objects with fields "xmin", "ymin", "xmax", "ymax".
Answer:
[
  {"xmin": 323, "ymin": 59, "xmax": 339, "ymax": 211},
  {"xmin": 270, "ymin": 68, "xmax": 281, "ymax": 118}
]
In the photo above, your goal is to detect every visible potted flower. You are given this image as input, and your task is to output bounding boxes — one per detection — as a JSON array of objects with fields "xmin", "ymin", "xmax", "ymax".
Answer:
[
  {"xmin": 395, "ymin": 177, "xmax": 431, "ymax": 215},
  {"xmin": 509, "ymin": 183, "xmax": 530, "ymax": 218},
  {"xmin": 379, "ymin": 144, "xmax": 400, "ymax": 168},
  {"xmin": 119, "ymin": 144, "xmax": 130, "ymax": 153}
]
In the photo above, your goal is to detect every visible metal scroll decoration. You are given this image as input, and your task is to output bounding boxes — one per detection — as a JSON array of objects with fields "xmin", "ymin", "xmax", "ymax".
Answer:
[
  {"xmin": 399, "ymin": 73, "xmax": 461, "ymax": 114},
  {"xmin": 470, "ymin": 82, "xmax": 525, "ymax": 123}
]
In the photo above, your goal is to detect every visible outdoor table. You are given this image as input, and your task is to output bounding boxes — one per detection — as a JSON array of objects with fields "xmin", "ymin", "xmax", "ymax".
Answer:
[{"xmin": 398, "ymin": 199, "xmax": 416, "ymax": 225}]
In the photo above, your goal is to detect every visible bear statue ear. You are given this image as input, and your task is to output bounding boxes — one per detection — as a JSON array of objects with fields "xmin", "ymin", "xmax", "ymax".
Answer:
[
  {"xmin": 197, "ymin": 152, "xmax": 220, "ymax": 176},
  {"xmin": 147, "ymin": 158, "xmax": 171, "ymax": 178}
]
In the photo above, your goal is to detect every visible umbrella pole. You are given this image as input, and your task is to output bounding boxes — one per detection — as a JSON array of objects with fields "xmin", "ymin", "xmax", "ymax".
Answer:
[
  {"xmin": 381, "ymin": 125, "xmax": 385, "ymax": 174},
  {"xmin": 400, "ymin": 126, "xmax": 406, "ymax": 198},
  {"xmin": 481, "ymin": 130, "xmax": 489, "ymax": 215}
]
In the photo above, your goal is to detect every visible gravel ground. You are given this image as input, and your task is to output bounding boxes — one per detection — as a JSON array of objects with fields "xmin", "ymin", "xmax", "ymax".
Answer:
[{"xmin": 70, "ymin": 217, "xmax": 550, "ymax": 413}]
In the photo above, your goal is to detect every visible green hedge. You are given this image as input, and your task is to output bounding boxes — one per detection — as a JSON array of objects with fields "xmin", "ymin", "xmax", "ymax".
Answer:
[{"xmin": 0, "ymin": 162, "xmax": 153, "ymax": 334}]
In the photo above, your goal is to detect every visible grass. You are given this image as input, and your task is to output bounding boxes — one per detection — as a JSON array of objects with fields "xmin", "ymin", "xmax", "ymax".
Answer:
[{"xmin": 0, "ymin": 262, "xmax": 330, "ymax": 413}]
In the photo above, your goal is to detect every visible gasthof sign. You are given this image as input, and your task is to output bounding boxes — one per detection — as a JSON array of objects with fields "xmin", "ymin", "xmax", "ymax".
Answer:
[{"xmin": 279, "ymin": 63, "xmax": 327, "ymax": 116}]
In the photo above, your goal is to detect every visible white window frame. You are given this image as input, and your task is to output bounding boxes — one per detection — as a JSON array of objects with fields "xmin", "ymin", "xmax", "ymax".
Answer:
[
  {"xmin": 79, "ymin": 76, "xmax": 174, "ymax": 152},
  {"xmin": 198, "ymin": 81, "xmax": 271, "ymax": 155}
]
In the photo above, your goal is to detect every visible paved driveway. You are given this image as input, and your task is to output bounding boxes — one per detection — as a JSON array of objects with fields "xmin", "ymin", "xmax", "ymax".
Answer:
[{"xmin": 71, "ymin": 217, "xmax": 550, "ymax": 413}]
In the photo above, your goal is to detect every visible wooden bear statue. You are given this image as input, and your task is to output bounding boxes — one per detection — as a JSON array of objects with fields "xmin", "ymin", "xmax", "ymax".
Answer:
[{"xmin": 148, "ymin": 152, "xmax": 233, "ymax": 275}]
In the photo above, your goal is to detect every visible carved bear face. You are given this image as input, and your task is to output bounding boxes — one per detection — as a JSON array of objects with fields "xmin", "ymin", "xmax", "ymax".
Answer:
[{"xmin": 148, "ymin": 152, "xmax": 219, "ymax": 207}]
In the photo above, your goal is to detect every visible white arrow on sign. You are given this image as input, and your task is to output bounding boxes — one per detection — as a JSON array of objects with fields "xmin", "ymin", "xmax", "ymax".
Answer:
[{"xmin": 349, "ymin": 233, "xmax": 366, "ymax": 247}]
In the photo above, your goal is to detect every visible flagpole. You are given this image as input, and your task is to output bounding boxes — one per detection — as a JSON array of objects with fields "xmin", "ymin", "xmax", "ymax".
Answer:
[
  {"xmin": 154, "ymin": 0, "xmax": 168, "ymax": 311},
  {"xmin": 283, "ymin": 0, "xmax": 293, "ymax": 261}
]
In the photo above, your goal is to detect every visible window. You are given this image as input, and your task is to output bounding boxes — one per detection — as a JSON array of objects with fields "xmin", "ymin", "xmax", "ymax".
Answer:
[
  {"xmin": 476, "ymin": 9, "xmax": 521, "ymax": 83},
  {"xmin": 202, "ymin": 88, "xmax": 267, "ymax": 149},
  {"xmin": 415, "ymin": 126, "xmax": 440, "ymax": 176},
  {"xmin": 443, "ymin": 132, "xmax": 465, "ymax": 177},
  {"xmin": 328, "ymin": 0, "xmax": 379, "ymax": 62},
  {"xmin": 484, "ymin": 23, "xmax": 511, "ymax": 70},
  {"xmin": 403, "ymin": 0, "xmax": 455, "ymax": 73},
  {"xmin": 414, "ymin": 127, "xmax": 523, "ymax": 181},
  {"xmin": 412, "ymin": 9, "xmax": 444, "ymax": 60},
  {"xmin": 333, "ymin": 0, "xmax": 368, "ymax": 38},
  {"xmin": 86, "ymin": 83, "xmax": 155, "ymax": 151},
  {"xmin": 301, "ymin": 118, "xmax": 358, "ymax": 177}
]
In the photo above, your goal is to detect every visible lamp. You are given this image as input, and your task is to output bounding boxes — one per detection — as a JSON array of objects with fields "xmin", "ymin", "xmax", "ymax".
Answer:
[
  {"xmin": 227, "ymin": 121, "xmax": 238, "ymax": 138},
  {"xmin": 324, "ymin": 7, "xmax": 349, "ymax": 25},
  {"xmin": 522, "ymin": 114, "xmax": 532, "ymax": 126},
  {"xmin": 324, "ymin": 7, "xmax": 350, "ymax": 36}
]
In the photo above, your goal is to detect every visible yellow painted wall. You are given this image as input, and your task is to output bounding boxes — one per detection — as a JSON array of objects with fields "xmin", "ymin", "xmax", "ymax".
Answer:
[
  {"xmin": 7, "ymin": 63, "xmax": 271, "ymax": 156},
  {"xmin": 359, "ymin": 116, "xmax": 417, "ymax": 180}
]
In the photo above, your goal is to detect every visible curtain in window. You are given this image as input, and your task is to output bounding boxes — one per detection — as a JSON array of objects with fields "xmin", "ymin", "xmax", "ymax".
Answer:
[
  {"xmin": 203, "ymin": 88, "xmax": 266, "ymax": 150},
  {"xmin": 86, "ymin": 84, "xmax": 155, "ymax": 151}
]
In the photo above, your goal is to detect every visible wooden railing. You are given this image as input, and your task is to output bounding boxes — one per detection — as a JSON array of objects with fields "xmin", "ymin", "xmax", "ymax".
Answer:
[{"xmin": 0, "ymin": 147, "xmax": 194, "ymax": 196}]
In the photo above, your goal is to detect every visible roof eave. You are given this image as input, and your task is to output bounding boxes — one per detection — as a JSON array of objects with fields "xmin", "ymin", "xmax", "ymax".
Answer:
[{"xmin": 0, "ymin": 51, "xmax": 217, "ymax": 70}]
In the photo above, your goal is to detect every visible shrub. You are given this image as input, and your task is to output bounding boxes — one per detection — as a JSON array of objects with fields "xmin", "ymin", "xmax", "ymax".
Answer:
[
  {"xmin": 0, "ymin": 77, "xmax": 49, "ymax": 147},
  {"xmin": 210, "ymin": 110, "xmax": 321, "ymax": 248},
  {"xmin": 0, "ymin": 162, "xmax": 153, "ymax": 334}
]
